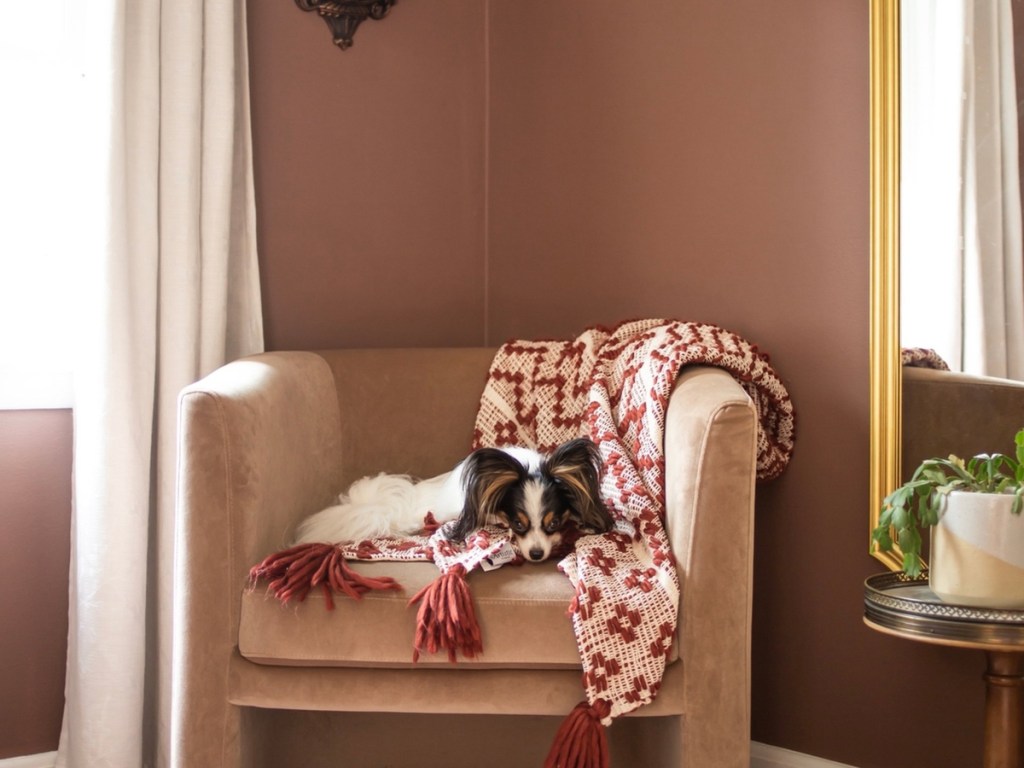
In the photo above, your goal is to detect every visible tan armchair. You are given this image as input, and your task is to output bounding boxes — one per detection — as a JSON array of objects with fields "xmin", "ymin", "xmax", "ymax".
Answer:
[{"xmin": 171, "ymin": 348, "xmax": 758, "ymax": 767}]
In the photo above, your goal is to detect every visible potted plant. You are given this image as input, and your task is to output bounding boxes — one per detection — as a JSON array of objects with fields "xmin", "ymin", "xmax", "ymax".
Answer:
[{"xmin": 872, "ymin": 427, "xmax": 1024, "ymax": 609}]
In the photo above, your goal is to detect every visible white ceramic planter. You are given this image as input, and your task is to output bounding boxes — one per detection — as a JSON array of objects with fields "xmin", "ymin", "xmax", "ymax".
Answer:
[{"xmin": 930, "ymin": 491, "xmax": 1024, "ymax": 609}]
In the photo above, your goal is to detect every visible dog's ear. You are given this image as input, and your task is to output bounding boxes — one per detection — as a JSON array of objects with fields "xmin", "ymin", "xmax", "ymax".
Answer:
[
  {"xmin": 448, "ymin": 448, "xmax": 526, "ymax": 541},
  {"xmin": 543, "ymin": 437, "xmax": 613, "ymax": 533}
]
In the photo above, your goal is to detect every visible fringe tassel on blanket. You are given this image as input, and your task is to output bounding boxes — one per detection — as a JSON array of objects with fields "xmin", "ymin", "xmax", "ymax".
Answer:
[
  {"xmin": 544, "ymin": 699, "xmax": 611, "ymax": 768},
  {"xmin": 249, "ymin": 542, "xmax": 402, "ymax": 608},
  {"xmin": 409, "ymin": 564, "xmax": 483, "ymax": 662}
]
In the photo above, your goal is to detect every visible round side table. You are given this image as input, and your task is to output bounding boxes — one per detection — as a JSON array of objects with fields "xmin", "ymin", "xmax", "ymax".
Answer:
[{"xmin": 864, "ymin": 572, "xmax": 1024, "ymax": 768}]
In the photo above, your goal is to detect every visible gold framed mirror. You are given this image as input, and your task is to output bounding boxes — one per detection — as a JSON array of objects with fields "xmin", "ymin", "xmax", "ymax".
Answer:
[{"xmin": 869, "ymin": 0, "xmax": 903, "ymax": 570}]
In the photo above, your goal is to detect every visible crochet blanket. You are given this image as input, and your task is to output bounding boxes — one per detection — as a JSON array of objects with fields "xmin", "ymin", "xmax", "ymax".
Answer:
[
  {"xmin": 901, "ymin": 347, "xmax": 950, "ymax": 371},
  {"xmin": 251, "ymin": 318, "xmax": 795, "ymax": 767}
]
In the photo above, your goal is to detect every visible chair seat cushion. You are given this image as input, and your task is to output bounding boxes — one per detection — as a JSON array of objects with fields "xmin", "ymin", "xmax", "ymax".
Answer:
[{"xmin": 240, "ymin": 560, "xmax": 587, "ymax": 668}]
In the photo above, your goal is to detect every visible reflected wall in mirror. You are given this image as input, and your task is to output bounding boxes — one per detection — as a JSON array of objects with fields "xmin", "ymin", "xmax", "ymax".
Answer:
[{"xmin": 870, "ymin": 0, "xmax": 1024, "ymax": 570}]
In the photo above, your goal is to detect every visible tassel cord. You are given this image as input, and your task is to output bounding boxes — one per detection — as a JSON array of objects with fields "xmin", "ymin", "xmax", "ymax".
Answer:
[
  {"xmin": 251, "ymin": 542, "xmax": 402, "ymax": 606},
  {"xmin": 409, "ymin": 565, "xmax": 482, "ymax": 662},
  {"xmin": 544, "ymin": 700, "xmax": 610, "ymax": 768}
]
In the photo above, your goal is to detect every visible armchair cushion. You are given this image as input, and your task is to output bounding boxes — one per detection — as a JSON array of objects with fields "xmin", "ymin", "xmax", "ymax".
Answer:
[{"xmin": 239, "ymin": 559, "xmax": 607, "ymax": 668}]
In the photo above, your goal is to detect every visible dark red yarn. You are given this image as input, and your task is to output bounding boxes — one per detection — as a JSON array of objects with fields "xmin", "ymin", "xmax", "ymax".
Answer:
[
  {"xmin": 408, "ymin": 564, "xmax": 483, "ymax": 663},
  {"xmin": 544, "ymin": 699, "xmax": 611, "ymax": 768},
  {"xmin": 249, "ymin": 542, "xmax": 401, "ymax": 609}
]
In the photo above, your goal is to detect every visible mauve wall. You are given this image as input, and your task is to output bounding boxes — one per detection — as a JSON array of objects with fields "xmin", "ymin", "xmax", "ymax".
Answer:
[
  {"xmin": 251, "ymin": 0, "xmax": 487, "ymax": 349},
  {"xmin": 0, "ymin": 410, "xmax": 71, "ymax": 759}
]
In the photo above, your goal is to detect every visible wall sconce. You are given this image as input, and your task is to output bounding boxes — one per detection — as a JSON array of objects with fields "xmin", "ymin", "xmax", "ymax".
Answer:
[{"xmin": 295, "ymin": 0, "xmax": 397, "ymax": 51}]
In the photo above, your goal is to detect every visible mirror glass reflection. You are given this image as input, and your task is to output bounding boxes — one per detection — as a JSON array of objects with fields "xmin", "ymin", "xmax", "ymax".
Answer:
[{"xmin": 900, "ymin": 0, "xmax": 1024, "ymax": 381}]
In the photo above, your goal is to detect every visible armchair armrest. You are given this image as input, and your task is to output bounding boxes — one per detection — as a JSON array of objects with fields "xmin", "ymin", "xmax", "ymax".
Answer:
[
  {"xmin": 176, "ymin": 352, "xmax": 344, "ymax": 592},
  {"xmin": 173, "ymin": 351, "xmax": 343, "ymax": 760},
  {"xmin": 663, "ymin": 364, "xmax": 757, "ymax": 762}
]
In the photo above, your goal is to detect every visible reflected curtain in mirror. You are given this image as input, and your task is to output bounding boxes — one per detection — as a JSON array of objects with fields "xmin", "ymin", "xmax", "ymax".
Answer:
[{"xmin": 901, "ymin": 0, "xmax": 1024, "ymax": 379}]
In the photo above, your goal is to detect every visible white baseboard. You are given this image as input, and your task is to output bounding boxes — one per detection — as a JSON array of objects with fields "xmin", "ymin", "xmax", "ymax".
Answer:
[
  {"xmin": 751, "ymin": 742, "xmax": 859, "ymax": 768},
  {"xmin": 0, "ymin": 753, "xmax": 57, "ymax": 768}
]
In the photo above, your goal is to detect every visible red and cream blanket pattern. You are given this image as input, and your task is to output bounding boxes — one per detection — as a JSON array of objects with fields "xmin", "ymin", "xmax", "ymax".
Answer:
[
  {"xmin": 901, "ymin": 346, "xmax": 950, "ymax": 371},
  {"xmin": 250, "ymin": 318, "xmax": 795, "ymax": 766},
  {"xmin": 472, "ymin": 319, "xmax": 794, "ymax": 728}
]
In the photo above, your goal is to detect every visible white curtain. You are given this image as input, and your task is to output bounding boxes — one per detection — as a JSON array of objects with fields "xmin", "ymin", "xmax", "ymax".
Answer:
[
  {"xmin": 58, "ymin": 0, "xmax": 264, "ymax": 765},
  {"xmin": 901, "ymin": 0, "xmax": 1024, "ymax": 379}
]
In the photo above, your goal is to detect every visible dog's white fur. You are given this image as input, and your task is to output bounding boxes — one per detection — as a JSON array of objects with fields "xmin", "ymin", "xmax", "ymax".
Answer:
[{"xmin": 293, "ymin": 447, "xmax": 543, "ymax": 546}]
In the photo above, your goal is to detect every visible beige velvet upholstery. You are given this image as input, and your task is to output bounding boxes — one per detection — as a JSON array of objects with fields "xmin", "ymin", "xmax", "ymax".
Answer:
[
  {"xmin": 239, "ymin": 560, "xmax": 588, "ymax": 669},
  {"xmin": 171, "ymin": 349, "xmax": 758, "ymax": 768}
]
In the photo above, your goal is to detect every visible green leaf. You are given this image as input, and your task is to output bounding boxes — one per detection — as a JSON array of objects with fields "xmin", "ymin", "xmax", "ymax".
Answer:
[
  {"xmin": 873, "ymin": 528, "xmax": 893, "ymax": 551},
  {"xmin": 898, "ymin": 526, "xmax": 922, "ymax": 561},
  {"xmin": 903, "ymin": 550, "xmax": 923, "ymax": 579},
  {"xmin": 891, "ymin": 506, "xmax": 909, "ymax": 531},
  {"xmin": 884, "ymin": 488, "xmax": 912, "ymax": 515}
]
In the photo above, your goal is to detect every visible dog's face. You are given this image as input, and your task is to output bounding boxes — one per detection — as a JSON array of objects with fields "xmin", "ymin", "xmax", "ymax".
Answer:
[
  {"xmin": 451, "ymin": 438, "xmax": 614, "ymax": 562},
  {"xmin": 498, "ymin": 474, "xmax": 572, "ymax": 561}
]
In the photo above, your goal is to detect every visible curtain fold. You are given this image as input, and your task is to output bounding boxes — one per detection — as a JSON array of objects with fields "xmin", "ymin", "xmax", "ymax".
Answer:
[
  {"xmin": 901, "ymin": 0, "xmax": 1024, "ymax": 379},
  {"xmin": 58, "ymin": 0, "xmax": 263, "ymax": 765},
  {"xmin": 961, "ymin": 0, "xmax": 1024, "ymax": 379}
]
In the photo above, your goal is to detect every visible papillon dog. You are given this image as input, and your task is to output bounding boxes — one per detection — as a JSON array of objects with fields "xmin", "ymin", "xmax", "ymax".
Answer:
[{"xmin": 294, "ymin": 437, "xmax": 614, "ymax": 562}]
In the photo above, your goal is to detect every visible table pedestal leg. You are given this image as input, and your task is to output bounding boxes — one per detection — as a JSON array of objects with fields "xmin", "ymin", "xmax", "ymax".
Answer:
[{"xmin": 983, "ymin": 651, "xmax": 1024, "ymax": 768}]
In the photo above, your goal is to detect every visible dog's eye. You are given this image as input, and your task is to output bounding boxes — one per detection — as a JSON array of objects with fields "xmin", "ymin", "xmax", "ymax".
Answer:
[
  {"xmin": 510, "ymin": 517, "xmax": 529, "ymax": 534},
  {"xmin": 542, "ymin": 514, "xmax": 565, "ymax": 534}
]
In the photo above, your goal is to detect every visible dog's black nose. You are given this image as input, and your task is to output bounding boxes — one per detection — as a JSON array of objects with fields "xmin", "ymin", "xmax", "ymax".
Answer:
[{"xmin": 529, "ymin": 548, "xmax": 545, "ymax": 561}]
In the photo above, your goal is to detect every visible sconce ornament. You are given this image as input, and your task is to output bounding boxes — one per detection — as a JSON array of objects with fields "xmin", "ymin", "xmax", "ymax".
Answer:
[{"xmin": 295, "ymin": 0, "xmax": 397, "ymax": 51}]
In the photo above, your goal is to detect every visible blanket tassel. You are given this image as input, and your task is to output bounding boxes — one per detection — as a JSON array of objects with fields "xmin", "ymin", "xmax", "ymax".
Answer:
[
  {"xmin": 544, "ymin": 699, "xmax": 611, "ymax": 768},
  {"xmin": 409, "ymin": 564, "xmax": 482, "ymax": 663},
  {"xmin": 249, "ymin": 542, "xmax": 401, "ymax": 608}
]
